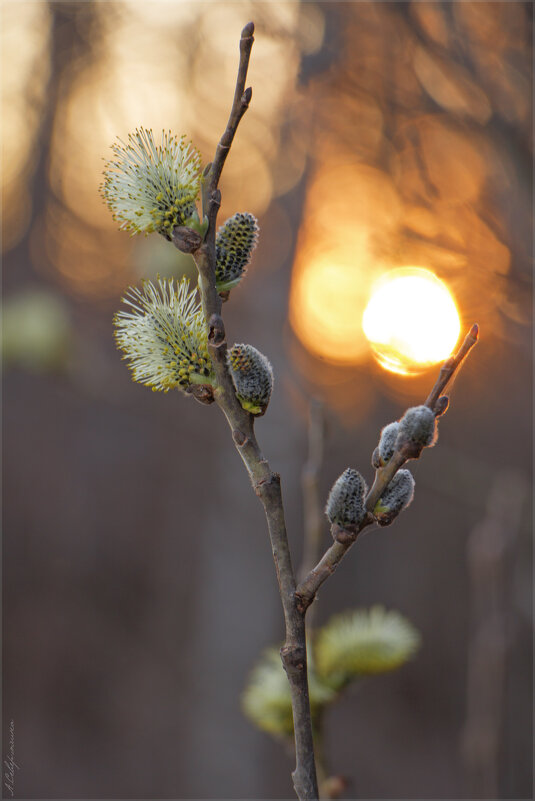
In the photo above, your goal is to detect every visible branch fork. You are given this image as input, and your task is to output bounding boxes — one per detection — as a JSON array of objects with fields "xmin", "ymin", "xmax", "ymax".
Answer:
[
  {"xmin": 172, "ymin": 22, "xmax": 479, "ymax": 801},
  {"xmin": 296, "ymin": 325, "xmax": 479, "ymax": 615}
]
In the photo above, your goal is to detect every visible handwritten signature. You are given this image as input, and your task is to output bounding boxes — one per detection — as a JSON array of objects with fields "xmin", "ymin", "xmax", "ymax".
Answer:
[{"xmin": 4, "ymin": 719, "xmax": 19, "ymax": 797}]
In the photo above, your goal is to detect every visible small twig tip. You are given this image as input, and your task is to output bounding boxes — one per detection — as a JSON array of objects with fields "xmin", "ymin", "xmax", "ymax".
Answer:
[
  {"xmin": 470, "ymin": 323, "xmax": 479, "ymax": 340},
  {"xmin": 242, "ymin": 22, "xmax": 255, "ymax": 38}
]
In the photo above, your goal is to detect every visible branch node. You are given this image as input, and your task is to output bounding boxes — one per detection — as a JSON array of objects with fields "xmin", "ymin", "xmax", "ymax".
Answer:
[
  {"xmin": 185, "ymin": 383, "xmax": 215, "ymax": 405},
  {"xmin": 171, "ymin": 226, "xmax": 202, "ymax": 254},
  {"xmin": 331, "ymin": 522, "xmax": 359, "ymax": 546},
  {"xmin": 211, "ymin": 189, "xmax": 221, "ymax": 209},
  {"xmin": 295, "ymin": 594, "xmax": 309, "ymax": 615},
  {"xmin": 232, "ymin": 429, "xmax": 248, "ymax": 447},
  {"xmin": 242, "ymin": 87, "xmax": 252, "ymax": 105},
  {"xmin": 281, "ymin": 643, "xmax": 306, "ymax": 674},
  {"xmin": 253, "ymin": 471, "xmax": 281, "ymax": 495},
  {"xmin": 208, "ymin": 313, "xmax": 225, "ymax": 345}
]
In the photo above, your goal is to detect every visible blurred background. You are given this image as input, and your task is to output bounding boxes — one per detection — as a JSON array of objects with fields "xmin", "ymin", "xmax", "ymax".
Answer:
[{"xmin": 2, "ymin": 1, "xmax": 532, "ymax": 798}]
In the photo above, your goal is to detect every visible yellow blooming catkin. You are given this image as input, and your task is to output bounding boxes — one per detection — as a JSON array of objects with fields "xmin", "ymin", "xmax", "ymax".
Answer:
[
  {"xmin": 114, "ymin": 277, "xmax": 213, "ymax": 393},
  {"xmin": 101, "ymin": 128, "xmax": 202, "ymax": 236}
]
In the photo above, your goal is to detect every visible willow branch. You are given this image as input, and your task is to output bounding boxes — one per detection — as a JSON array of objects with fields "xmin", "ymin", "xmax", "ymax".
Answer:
[
  {"xmin": 300, "ymin": 400, "xmax": 326, "ymax": 582},
  {"xmin": 296, "ymin": 324, "xmax": 479, "ymax": 612},
  {"xmin": 207, "ymin": 23, "xmax": 253, "ymax": 202},
  {"xmin": 425, "ymin": 323, "xmax": 479, "ymax": 412},
  {"xmin": 185, "ymin": 23, "xmax": 318, "ymax": 801}
]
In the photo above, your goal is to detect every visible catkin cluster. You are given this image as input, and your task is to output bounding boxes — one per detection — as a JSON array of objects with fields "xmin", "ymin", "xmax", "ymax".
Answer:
[
  {"xmin": 326, "ymin": 405, "xmax": 439, "ymax": 532},
  {"xmin": 103, "ymin": 128, "xmax": 269, "ymax": 415}
]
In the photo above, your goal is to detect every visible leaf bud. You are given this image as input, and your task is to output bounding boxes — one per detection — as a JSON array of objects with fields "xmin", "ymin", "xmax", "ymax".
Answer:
[
  {"xmin": 325, "ymin": 468, "xmax": 368, "ymax": 529},
  {"xmin": 434, "ymin": 395, "xmax": 449, "ymax": 417},
  {"xmin": 372, "ymin": 421, "xmax": 400, "ymax": 468},
  {"xmin": 373, "ymin": 469, "xmax": 415, "ymax": 526},
  {"xmin": 228, "ymin": 343, "xmax": 273, "ymax": 415}
]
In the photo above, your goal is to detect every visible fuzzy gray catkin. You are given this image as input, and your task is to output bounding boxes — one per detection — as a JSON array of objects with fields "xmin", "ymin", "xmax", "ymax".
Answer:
[
  {"xmin": 373, "ymin": 469, "xmax": 415, "ymax": 526},
  {"xmin": 228, "ymin": 343, "xmax": 273, "ymax": 415},
  {"xmin": 398, "ymin": 405, "xmax": 437, "ymax": 448},
  {"xmin": 215, "ymin": 213, "xmax": 259, "ymax": 292},
  {"xmin": 372, "ymin": 421, "xmax": 400, "ymax": 468},
  {"xmin": 325, "ymin": 468, "xmax": 368, "ymax": 528}
]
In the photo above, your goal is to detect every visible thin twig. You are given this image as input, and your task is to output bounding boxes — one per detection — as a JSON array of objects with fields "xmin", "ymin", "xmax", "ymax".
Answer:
[
  {"xmin": 299, "ymin": 400, "xmax": 326, "ymax": 639},
  {"xmin": 296, "ymin": 325, "xmax": 479, "ymax": 613},
  {"xmin": 425, "ymin": 323, "xmax": 479, "ymax": 412},
  {"xmin": 300, "ymin": 400, "xmax": 326, "ymax": 583},
  {"xmin": 185, "ymin": 24, "xmax": 319, "ymax": 801},
  {"xmin": 207, "ymin": 22, "xmax": 254, "ymax": 208}
]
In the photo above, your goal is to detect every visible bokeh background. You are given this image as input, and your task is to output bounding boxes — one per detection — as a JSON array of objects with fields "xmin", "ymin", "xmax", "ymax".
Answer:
[{"xmin": 2, "ymin": 1, "xmax": 532, "ymax": 798}]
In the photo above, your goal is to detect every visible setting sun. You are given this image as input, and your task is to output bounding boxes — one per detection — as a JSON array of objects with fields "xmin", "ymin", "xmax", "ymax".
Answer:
[{"xmin": 362, "ymin": 267, "xmax": 461, "ymax": 376}]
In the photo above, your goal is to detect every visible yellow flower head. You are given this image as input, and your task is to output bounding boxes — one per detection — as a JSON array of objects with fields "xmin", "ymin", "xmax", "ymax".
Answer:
[
  {"xmin": 114, "ymin": 277, "xmax": 212, "ymax": 393},
  {"xmin": 101, "ymin": 128, "xmax": 202, "ymax": 235}
]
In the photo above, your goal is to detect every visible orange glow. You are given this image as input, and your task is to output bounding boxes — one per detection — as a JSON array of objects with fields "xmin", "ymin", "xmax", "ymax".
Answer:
[
  {"xmin": 1, "ymin": 2, "xmax": 50, "ymax": 252},
  {"xmin": 289, "ymin": 160, "xmax": 402, "ymax": 365},
  {"xmin": 290, "ymin": 247, "xmax": 372, "ymax": 364},
  {"xmin": 37, "ymin": 1, "xmax": 321, "ymax": 297},
  {"xmin": 362, "ymin": 267, "xmax": 461, "ymax": 375}
]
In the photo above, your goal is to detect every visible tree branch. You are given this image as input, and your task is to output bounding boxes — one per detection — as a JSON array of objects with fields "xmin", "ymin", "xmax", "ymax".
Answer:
[
  {"xmin": 208, "ymin": 22, "xmax": 254, "ymax": 195},
  {"xmin": 180, "ymin": 22, "xmax": 479, "ymax": 796},
  {"xmin": 299, "ymin": 400, "xmax": 326, "ymax": 583},
  {"xmin": 425, "ymin": 323, "xmax": 479, "ymax": 412},
  {"xmin": 184, "ymin": 23, "xmax": 319, "ymax": 801},
  {"xmin": 296, "ymin": 324, "xmax": 479, "ymax": 613}
]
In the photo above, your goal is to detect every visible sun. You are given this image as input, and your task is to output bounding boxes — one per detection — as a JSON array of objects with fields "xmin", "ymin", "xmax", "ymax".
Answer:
[{"xmin": 362, "ymin": 267, "xmax": 461, "ymax": 376}]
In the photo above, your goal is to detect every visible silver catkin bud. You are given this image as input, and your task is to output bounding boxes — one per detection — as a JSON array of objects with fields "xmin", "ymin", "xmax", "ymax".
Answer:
[
  {"xmin": 228, "ymin": 343, "xmax": 273, "ymax": 415},
  {"xmin": 373, "ymin": 469, "xmax": 415, "ymax": 526},
  {"xmin": 397, "ymin": 405, "xmax": 437, "ymax": 450},
  {"xmin": 372, "ymin": 421, "xmax": 400, "ymax": 468},
  {"xmin": 215, "ymin": 213, "xmax": 259, "ymax": 293},
  {"xmin": 325, "ymin": 468, "xmax": 368, "ymax": 528}
]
